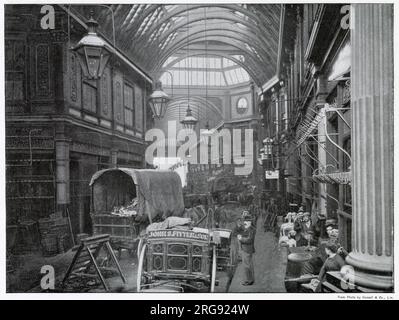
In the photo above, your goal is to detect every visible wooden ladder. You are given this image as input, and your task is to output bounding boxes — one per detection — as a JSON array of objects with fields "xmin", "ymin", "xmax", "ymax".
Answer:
[{"xmin": 62, "ymin": 234, "xmax": 126, "ymax": 291}]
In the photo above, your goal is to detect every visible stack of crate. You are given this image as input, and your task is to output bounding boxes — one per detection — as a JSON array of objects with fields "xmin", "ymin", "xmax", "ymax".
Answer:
[{"xmin": 38, "ymin": 212, "xmax": 70, "ymax": 256}]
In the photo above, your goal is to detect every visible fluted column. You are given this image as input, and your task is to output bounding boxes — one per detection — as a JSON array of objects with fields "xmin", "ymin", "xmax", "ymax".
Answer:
[{"xmin": 346, "ymin": 4, "xmax": 393, "ymax": 290}]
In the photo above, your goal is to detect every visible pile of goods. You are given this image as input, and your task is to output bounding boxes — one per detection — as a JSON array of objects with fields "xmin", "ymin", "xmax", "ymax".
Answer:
[
  {"xmin": 146, "ymin": 216, "xmax": 193, "ymax": 232},
  {"xmin": 38, "ymin": 212, "xmax": 71, "ymax": 256},
  {"xmin": 111, "ymin": 198, "xmax": 138, "ymax": 217}
]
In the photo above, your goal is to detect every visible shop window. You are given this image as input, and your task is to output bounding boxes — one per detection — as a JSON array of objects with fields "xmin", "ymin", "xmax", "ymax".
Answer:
[
  {"xmin": 135, "ymin": 86, "xmax": 143, "ymax": 132},
  {"xmin": 124, "ymin": 84, "xmax": 134, "ymax": 127},
  {"xmin": 82, "ymin": 81, "xmax": 97, "ymax": 113},
  {"xmin": 5, "ymin": 39, "xmax": 25, "ymax": 101}
]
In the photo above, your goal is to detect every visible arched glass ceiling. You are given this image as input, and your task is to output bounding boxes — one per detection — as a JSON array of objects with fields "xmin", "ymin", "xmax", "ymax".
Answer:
[
  {"xmin": 160, "ymin": 56, "xmax": 250, "ymax": 87},
  {"xmin": 68, "ymin": 4, "xmax": 282, "ymax": 87},
  {"xmin": 154, "ymin": 96, "xmax": 223, "ymax": 135}
]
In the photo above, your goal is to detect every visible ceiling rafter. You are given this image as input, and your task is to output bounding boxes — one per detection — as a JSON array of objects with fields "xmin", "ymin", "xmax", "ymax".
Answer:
[
  {"xmin": 133, "ymin": 5, "xmax": 263, "ymax": 45},
  {"xmin": 135, "ymin": 14, "xmax": 278, "ymax": 60},
  {"xmin": 150, "ymin": 34, "xmax": 274, "ymax": 83},
  {"xmin": 136, "ymin": 22, "xmax": 276, "ymax": 67}
]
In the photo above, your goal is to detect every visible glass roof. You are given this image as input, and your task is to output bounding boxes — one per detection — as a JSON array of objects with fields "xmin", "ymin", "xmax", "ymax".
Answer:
[
  {"xmin": 86, "ymin": 4, "xmax": 282, "ymax": 86},
  {"xmin": 160, "ymin": 56, "xmax": 250, "ymax": 87}
]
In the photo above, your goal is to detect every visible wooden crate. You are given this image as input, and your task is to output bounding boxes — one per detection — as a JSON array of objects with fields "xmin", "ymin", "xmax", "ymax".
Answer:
[{"xmin": 91, "ymin": 214, "xmax": 140, "ymax": 250}]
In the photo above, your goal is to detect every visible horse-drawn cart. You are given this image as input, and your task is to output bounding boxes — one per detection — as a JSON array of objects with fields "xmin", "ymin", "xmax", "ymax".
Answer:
[
  {"xmin": 136, "ymin": 225, "xmax": 218, "ymax": 292},
  {"xmin": 89, "ymin": 168, "xmax": 185, "ymax": 255}
]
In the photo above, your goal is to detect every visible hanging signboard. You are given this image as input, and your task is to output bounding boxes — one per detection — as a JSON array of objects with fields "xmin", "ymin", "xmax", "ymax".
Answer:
[{"xmin": 265, "ymin": 170, "xmax": 279, "ymax": 179}]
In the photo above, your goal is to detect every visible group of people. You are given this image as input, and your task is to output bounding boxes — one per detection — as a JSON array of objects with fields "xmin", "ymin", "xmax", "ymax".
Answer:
[
  {"xmin": 228, "ymin": 198, "xmax": 349, "ymax": 291},
  {"xmin": 278, "ymin": 204, "xmax": 349, "ymax": 292},
  {"xmin": 279, "ymin": 205, "xmax": 320, "ymax": 248},
  {"xmin": 302, "ymin": 222, "xmax": 348, "ymax": 292}
]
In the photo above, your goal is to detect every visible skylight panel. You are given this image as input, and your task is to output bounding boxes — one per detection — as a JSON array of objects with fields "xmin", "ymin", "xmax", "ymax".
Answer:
[
  {"xmin": 197, "ymin": 71, "xmax": 204, "ymax": 85},
  {"xmin": 225, "ymin": 70, "xmax": 233, "ymax": 85},
  {"xmin": 165, "ymin": 5, "xmax": 178, "ymax": 12}
]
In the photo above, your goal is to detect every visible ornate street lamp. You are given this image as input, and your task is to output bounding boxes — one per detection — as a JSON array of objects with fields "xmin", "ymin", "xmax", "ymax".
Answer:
[
  {"xmin": 180, "ymin": 105, "xmax": 198, "ymax": 130},
  {"xmin": 73, "ymin": 13, "xmax": 113, "ymax": 80},
  {"xmin": 148, "ymin": 81, "xmax": 170, "ymax": 119}
]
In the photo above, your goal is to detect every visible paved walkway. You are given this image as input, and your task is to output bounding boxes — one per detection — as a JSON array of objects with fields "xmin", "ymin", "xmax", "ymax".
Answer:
[{"xmin": 228, "ymin": 218, "xmax": 287, "ymax": 293}]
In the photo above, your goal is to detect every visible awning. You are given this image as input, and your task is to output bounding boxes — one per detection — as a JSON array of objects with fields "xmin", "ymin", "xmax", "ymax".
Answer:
[{"xmin": 312, "ymin": 171, "xmax": 351, "ymax": 185}]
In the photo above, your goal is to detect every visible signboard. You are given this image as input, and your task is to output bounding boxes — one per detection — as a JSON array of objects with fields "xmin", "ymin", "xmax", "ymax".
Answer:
[
  {"xmin": 265, "ymin": 170, "xmax": 279, "ymax": 179},
  {"xmin": 148, "ymin": 230, "xmax": 209, "ymax": 241}
]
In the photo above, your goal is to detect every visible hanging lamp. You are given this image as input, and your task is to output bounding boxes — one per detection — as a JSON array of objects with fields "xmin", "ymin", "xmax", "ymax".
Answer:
[
  {"xmin": 180, "ymin": 7, "xmax": 197, "ymax": 131},
  {"xmin": 73, "ymin": 10, "xmax": 113, "ymax": 80},
  {"xmin": 181, "ymin": 105, "xmax": 198, "ymax": 130},
  {"xmin": 148, "ymin": 81, "xmax": 170, "ymax": 119},
  {"xmin": 148, "ymin": 19, "xmax": 170, "ymax": 119}
]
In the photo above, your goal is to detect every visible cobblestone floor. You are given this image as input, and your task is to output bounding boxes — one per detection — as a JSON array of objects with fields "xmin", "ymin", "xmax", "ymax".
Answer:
[{"xmin": 228, "ymin": 219, "xmax": 287, "ymax": 293}]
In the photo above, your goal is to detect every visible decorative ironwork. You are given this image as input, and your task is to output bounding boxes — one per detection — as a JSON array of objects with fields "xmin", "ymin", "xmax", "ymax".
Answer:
[
  {"xmin": 296, "ymin": 111, "xmax": 323, "ymax": 146},
  {"xmin": 343, "ymin": 79, "xmax": 351, "ymax": 104},
  {"xmin": 312, "ymin": 171, "xmax": 351, "ymax": 184},
  {"xmin": 35, "ymin": 44, "xmax": 50, "ymax": 96},
  {"xmin": 6, "ymin": 136, "xmax": 54, "ymax": 150}
]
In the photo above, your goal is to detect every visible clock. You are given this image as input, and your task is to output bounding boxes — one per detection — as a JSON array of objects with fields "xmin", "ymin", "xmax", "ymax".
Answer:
[{"xmin": 236, "ymin": 97, "xmax": 248, "ymax": 114}]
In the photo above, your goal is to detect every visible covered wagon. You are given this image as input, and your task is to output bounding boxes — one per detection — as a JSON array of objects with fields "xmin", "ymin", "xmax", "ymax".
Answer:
[{"xmin": 89, "ymin": 168, "xmax": 185, "ymax": 254}]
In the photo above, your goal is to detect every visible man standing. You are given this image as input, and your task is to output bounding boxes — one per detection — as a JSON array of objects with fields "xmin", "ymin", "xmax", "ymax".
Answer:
[{"xmin": 237, "ymin": 216, "xmax": 256, "ymax": 286}]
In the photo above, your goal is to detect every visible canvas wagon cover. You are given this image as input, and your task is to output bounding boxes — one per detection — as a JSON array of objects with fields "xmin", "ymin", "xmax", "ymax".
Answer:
[{"xmin": 89, "ymin": 168, "xmax": 185, "ymax": 223}]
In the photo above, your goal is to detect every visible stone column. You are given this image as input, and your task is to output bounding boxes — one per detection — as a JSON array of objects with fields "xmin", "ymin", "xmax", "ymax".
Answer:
[
  {"xmin": 55, "ymin": 135, "xmax": 70, "ymax": 210},
  {"xmin": 346, "ymin": 4, "xmax": 393, "ymax": 290}
]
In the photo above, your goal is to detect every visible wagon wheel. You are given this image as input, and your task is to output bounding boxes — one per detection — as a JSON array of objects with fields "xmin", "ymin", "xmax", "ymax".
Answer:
[
  {"xmin": 136, "ymin": 243, "xmax": 147, "ymax": 292},
  {"xmin": 209, "ymin": 245, "xmax": 217, "ymax": 293}
]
